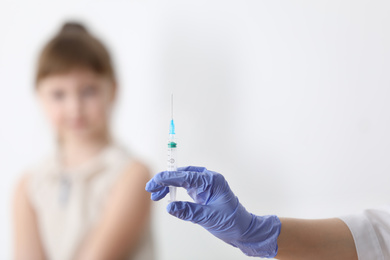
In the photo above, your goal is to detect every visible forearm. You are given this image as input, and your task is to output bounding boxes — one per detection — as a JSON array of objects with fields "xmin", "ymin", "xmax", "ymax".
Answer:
[{"xmin": 276, "ymin": 218, "xmax": 357, "ymax": 260}]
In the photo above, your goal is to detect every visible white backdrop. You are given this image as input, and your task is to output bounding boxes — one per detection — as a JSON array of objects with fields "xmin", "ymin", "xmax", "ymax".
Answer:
[{"xmin": 1, "ymin": 1, "xmax": 390, "ymax": 259}]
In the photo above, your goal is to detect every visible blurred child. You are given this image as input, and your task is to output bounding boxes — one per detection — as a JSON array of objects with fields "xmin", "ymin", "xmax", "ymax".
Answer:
[{"xmin": 12, "ymin": 22, "xmax": 154, "ymax": 260}]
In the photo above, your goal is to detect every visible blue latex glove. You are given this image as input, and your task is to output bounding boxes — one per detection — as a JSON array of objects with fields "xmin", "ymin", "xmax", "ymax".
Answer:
[{"xmin": 145, "ymin": 166, "xmax": 281, "ymax": 258}]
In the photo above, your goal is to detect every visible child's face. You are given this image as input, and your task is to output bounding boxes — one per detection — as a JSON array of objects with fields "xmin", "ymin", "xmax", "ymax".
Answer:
[{"xmin": 37, "ymin": 68, "xmax": 116, "ymax": 142}]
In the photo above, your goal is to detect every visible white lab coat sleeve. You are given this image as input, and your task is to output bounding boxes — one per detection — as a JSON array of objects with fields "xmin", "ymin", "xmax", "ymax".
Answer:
[{"xmin": 339, "ymin": 206, "xmax": 390, "ymax": 260}]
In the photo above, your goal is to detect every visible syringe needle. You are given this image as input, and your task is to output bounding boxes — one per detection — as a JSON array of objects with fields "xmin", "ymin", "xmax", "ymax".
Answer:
[{"xmin": 171, "ymin": 93, "xmax": 173, "ymax": 119}]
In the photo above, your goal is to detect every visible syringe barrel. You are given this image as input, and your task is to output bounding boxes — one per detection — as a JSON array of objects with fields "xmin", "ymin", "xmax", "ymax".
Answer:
[
  {"xmin": 167, "ymin": 135, "xmax": 177, "ymax": 171},
  {"xmin": 167, "ymin": 134, "xmax": 177, "ymax": 201}
]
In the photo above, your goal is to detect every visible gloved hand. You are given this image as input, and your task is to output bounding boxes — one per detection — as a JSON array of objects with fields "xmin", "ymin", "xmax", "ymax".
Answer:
[{"xmin": 145, "ymin": 166, "xmax": 281, "ymax": 258}]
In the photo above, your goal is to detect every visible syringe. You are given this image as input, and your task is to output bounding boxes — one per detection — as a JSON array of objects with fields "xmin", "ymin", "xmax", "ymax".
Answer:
[{"xmin": 167, "ymin": 94, "xmax": 177, "ymax": 201}]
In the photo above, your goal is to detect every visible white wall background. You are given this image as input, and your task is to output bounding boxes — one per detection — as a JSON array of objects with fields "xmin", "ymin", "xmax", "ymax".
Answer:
[{"xmin": 1, "ymin": 0, "xmax": 390, "ymax": 259}]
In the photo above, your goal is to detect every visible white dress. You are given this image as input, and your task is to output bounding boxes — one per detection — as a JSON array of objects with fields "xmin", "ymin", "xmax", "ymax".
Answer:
[
  {"xmin": 26, "ymin": 143, "xmax": 154, "ymax": 260},
  {"xmin": 340, "ymin": 206, "xmax": 390, "ymax": 260}
]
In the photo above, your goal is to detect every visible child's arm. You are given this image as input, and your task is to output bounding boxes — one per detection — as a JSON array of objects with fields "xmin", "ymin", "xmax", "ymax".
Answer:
[
  {"xmin": 75, "ymin": 161, "xmax": 152, "ymax": 260},
  {"xmin": 12, "ymin": 174, "xmax": 47, "ymax": 260}
]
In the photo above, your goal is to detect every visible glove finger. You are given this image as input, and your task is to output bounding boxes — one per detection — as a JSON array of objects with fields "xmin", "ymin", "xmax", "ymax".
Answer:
[
  {"xmin": 145, "ymin": 178, "xmax": 170, "ymax": 201},
  {"xmin": 145, "ymin": 178, "xmax": 166, "ymax": 193},
  {"xmin": 177, "ymin": 166, "xmax": 207, "ymax": 172},
  {"xmin": 150, "ymin": 187, "xmax": 169, "ymax": 201},
  {"xmin": 167, "ymin": 201, "xmax": 210, "ymax": 225},
  {"xmin": 153, "ymin": 169, "xmax": 211, "ymax": 192}
]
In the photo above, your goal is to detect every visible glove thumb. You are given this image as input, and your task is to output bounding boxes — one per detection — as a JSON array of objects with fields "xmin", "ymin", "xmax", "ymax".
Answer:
[{"xmin": 167, "ymin": 201, "xmax": 208, "ymax": 224}]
